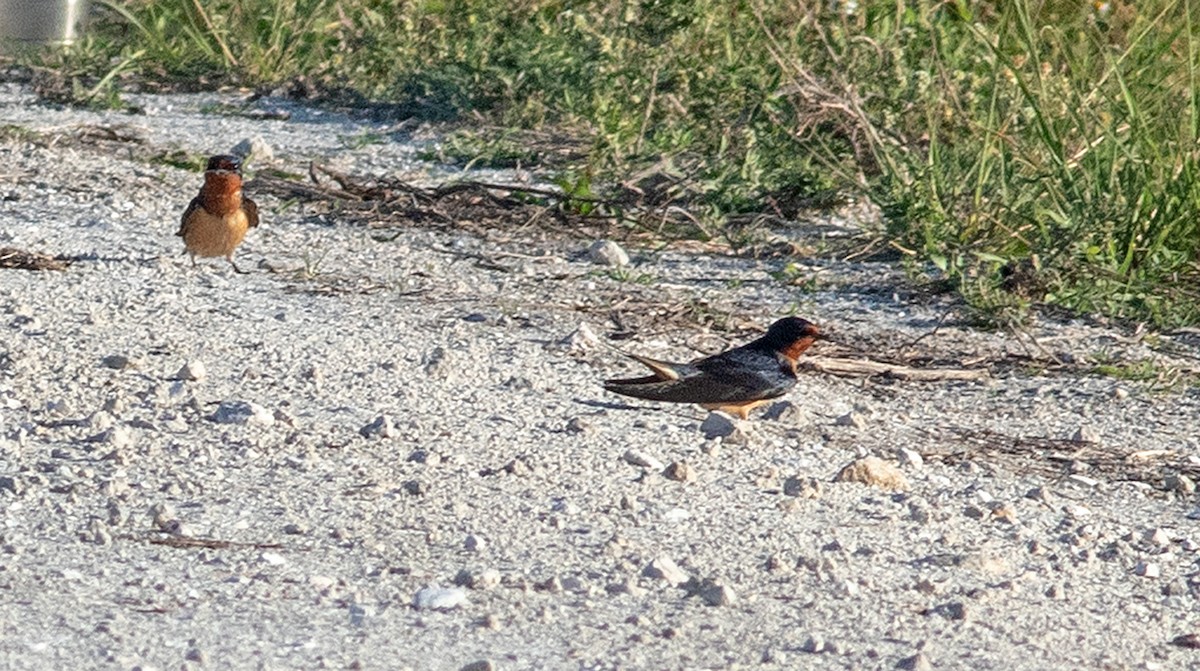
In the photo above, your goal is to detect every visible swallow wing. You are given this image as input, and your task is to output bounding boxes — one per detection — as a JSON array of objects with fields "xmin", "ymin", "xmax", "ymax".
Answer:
[
  {"xmin": 177, "ymin": 196, "xmax": 204, "ymax": 237},
  {"xmin": 242, "ymin": 196, "xmax": 260, "ymax": 228},
  {"xmin": 605, "ymin": 348, "xmax": 794, "ymax": 405}
]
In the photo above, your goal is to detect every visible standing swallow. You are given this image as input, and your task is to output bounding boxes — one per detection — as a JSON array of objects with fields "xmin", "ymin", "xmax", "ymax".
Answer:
[
  {"xmin": 604, "ymin": 317, "xmax": 821, "ymax": 419},
  {"xmin": 177, "ymin": 154, "xmax": 259, "ymax": 273}
]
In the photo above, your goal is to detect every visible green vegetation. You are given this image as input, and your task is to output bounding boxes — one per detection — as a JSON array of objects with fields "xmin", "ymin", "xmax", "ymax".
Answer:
[{"xmin": 23, "ymin": 0, "xmax": 1200, "ymax": 325}]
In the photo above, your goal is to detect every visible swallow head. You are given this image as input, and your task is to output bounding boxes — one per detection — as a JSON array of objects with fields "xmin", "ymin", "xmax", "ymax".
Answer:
[
  {"xmin": 205, "ymin": 154, "xmax": 242, "ymax": 174},
  {"xmin": 762, "ymin": 316, "xmax": 821, "ymax": 362}
]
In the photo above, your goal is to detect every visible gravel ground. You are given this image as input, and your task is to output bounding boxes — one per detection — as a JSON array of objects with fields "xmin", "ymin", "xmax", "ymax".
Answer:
[{"xmin": 3, "ymin": 81, "xmax": 1200, "ymax": 671}]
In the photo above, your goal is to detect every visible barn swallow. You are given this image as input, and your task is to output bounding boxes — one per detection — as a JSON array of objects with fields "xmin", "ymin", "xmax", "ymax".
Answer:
[
  {"xmin": 604, "ymin": 317, "xmax": 821, "ymax": 419},
  {"xmin": 177, "ymin": 154, "xmax": 259, "ymax": 273}
]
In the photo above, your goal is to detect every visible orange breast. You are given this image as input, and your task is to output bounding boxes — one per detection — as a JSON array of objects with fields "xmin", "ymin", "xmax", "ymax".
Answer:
[{"xmin": 183, "ymin": 208, "xmax": 252, "ymax": 258}]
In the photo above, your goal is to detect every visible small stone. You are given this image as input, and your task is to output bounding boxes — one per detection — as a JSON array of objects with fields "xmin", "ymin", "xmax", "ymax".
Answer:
[
  {"xmin": 0, "ymin": 476, "xmax": 21, "ymax": 495},
  {"xmin": 413, "ymin": 585, "xmax": 467, "ymax": 611},
  {"xmin": 561, "ymin": 322, "xmax": 601, "ymax": 353},
  {"xmin": 1044, "ymin": 583, "xmax": 1066, "ymax": 599},
  {"xmin": 424, "ymin": 347, "xmax": 449, "ymax": 377},
  {"xmin": 1063, "ymin": 503, "xmax": 1091, "ymax": 518},
  {"xmin": 1135, "ymin": 561, "xmax": 1161, "ymax": 578},
  {"xmin": 931, "ymin": 601, "xmax": 968, "ymax": 620},
  {"xmin": 587, "ymin": 239, "xmax": 630, "ymax": 266},
  {"xmin": 282, "ymin": 523, "xmax": 308, "ymax": 535},
  {"xmin": 642, "ymin": 555, "xmax": 689, "ymax": 586},
  {"xmin": 783, "ymin": 476, "xmax": 822, "ymax": 499},
  {"xmin": 471, "ymin": 569, "xmax": 502, "ymax": 591},
  {"xmin": 89, "ymin": 425, "xmax": 134, "ymax": 450},
  {"xmin": 463, "ymin": 312, "xmax": 488, "ymax": 323},
  {"xmin": 173, "ymin": 360, "xmax": 206, "ymax": 381},
  {"xmin": 1113, "ymin": 387, "xmax": 1130, "ymax": 400},
  {"xmin": 989, "ymin": 502, "xmax": 1018, "ymax": 524},
  {"xmin": 185, "ymin": 648, "xmax": 206, "ymax": 664},
  {"xmin": 1072, "ymin": 425, "xmax": 1100, "ymax": 443},
  {"xmin": 623, "ymin": 449, "xmax": 664, "ymax": 471},
  {"xmin": 663, "ymin": 461, "xmax": 697, "ymax": 482},
  {"xmin": 1182, "ymin": 539, "xmax": 1199, "ymax": 552},
  {"xmin": 763, "ymin": 401, "xmax": 807, "ymax": 424},
  {"xmin": 1025, "ymin": 486, "xmax": 1054, "ymax": 504},
  {"xmin": 231, "ymin": 136, "xmax": 274, "ymax": 163},
  {"xmin": 835, "ymin": 411, "xmax": 867, "ymax": 429},
  {"xmin": 1166, "ymin": 474, "xmax": 1196, "ymax": 495},
  {"xmin": 260, "ymin": 552, "xmax": 286, "ymax": 566},
  {"xmin": 403, "ymin": 480, "xmax": 427, "ymax": 496},
  {"xmin": 535, "ymin": 576, "xmax": 563, "ymax": 593},
  {"xmin": 693, "ymin": 578, "xmax": 737, "ymax": 606},
  {"xmin": 464, "ymin": 534, "xmax": 486, "ymax": 552},
  {"xmin": 359, "ymin": 414, "xmax": 395, "ymax": 439},
  {"xmin": 1146, "ymin": 528, "xmax": 1173, "ymax": 548},
  {"xmin": 962, "ymin": 505, "xmax": 986, "ymax": 520},
  {"xmin": 1171, "ymin": 633, "xmax": 1200, "ymax": 649},
  {"xmin": 86, "ymin": 519, "xmax": 112, "ymax": 545},
  {"xmin": 460, "ymin": 661, "xmax": 496, "ymax": 671},
  {"xmin": 834, "ymin": 456, "xmax": 909, "ymax": 491},
  {"xmin": 897, "ymin": 652, "xmax": 933, "ymax": 671},
  {"xmin": 101, "ymin": 354, "xmax": 134, "ymax": 370},
  {"xmin": 211, "ymin": 400, "xmax": 274, "ymax": 426},
  {"xmin": 1067, "ymin": 474, "xmax": 1099, "ymax": 488},
  {"xmin": 565, "ymin": 417, "xmax": 592, "ymax": 434},
  {"xmin": 897, "ymin": 448, "xmax": 924, "ymax": 468},
  {"xmin": 504, "ymin": 458, "xmax": 530, "ymax": 476},
  {"xmin": 699, "ymin": 412, "xmax": 751, "ymax": 441},
  {"xmin": 802, "ymin": 636, "xmax": 826, "ymax": 653}
]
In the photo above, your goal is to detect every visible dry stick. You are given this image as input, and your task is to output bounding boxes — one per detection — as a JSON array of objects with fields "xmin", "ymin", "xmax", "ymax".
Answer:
[
  {"xmin": 190, "ymin": 0, "xmax": 238, "ymax": 68},
  {"xmin": 802, "ymin": 356, "xmax": 989, "ymax": 381}
]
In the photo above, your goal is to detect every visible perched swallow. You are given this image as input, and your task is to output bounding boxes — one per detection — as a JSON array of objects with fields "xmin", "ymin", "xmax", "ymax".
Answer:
[
  {"xmin": 604, "ymin": 317, "xmax": 821, "ymax": 419},
  {"xmin": 177, "ymin": 154, "xmax": 259, "ymax": 273}
]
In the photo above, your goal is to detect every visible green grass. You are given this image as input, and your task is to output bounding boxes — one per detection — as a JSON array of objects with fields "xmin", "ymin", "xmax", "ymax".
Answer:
[{"xmin": 21, "ymin": 0, "xmax": 1200, "ymax": 326}]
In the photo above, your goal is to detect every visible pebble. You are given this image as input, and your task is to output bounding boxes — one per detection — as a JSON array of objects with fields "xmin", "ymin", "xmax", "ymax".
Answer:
[
  {"xmin": 897, "ymin": 448, "xmax": 924, "ymax": 468},
  {"xmin": 211, "ymin": 400, "xmax": 275, "ymax": 426},
  {"xmin": 802, "ymin": 635, "xmax": 826, "ymax": 653},
  {"xmin": 173, "ymin": 360, "xmax": 206, "ymax": 381},
  {"xmin": 231, "ymin": 136, "xmax": 274, "ymax": 162},
  {"xmin": 835, "ymin": 411, "xmax": 867, "ymax": 428},
  {"xmin": 460, "ymin": 661, "xmax": 496, "ymax": 671},
  {"xmin": 260, "ymin": 552, "xmax": 286, "ymax": 566},
  {"xmin": 1171, "ymin": 633, "xmax": 1200, "ymax": 649},
  {"xmin": 623, "ymin": 449, "xmax": 664, "ymax": 471},
  {"xmin": 763, "ymin": 400, "xmax": 807, "ymax": 424},
  {"xmin": 834, "ymin": 456, "xmax": 910, "ymax": 491},
  {"xmin": 561, "ymin": 322, "xmax": 601, "ymax": 353},
  {"xmin": 1135, "ymin": 561, "xmax": 1161, "ymax": 578},
  {"xmin": 897, "ymin": 652, "xmax": 934, "ymax": 671},
  {"xmin": 586, "ymin": 239, "xmax": 630, "ymax": 266},
  {"xmin": 783, "ymin": 476, "xmax": 822, "ymax": 499},
  {"xmin": 455, "ymin": 568, "xmax": 502, "ymax": 591},
  {"xmin": 86, "ymin": 519, "xmax": 112, "ymax": 545},
  {"xmin": 1072, "ymin": 425, "xmax": 1101, "ymax": 443},
  {"xmin": 359, "ymin": 414, "xmax": 396, "ymax": 439},
  {"xmin": 642, "ymin": 555, "xmax": 689, "ymax": 586},
  {"xmin": 413, "ymin": 585, "xmax": 468, "ymax": 611},
  {"xmin": 464, "ymin": 534, "xmax": 486, "ymax": 552},
  {"xmin": 100, "ymin": 354, "xmax": 135, "ymax": 370},
  {"xmin": 695, "ymin": 579, "xmax": 736, "ymax": 607},
  {"xmin": 565, "ymin": 417, "xmax": 592, "ymax": 434},
  {"xmin": 699, "ymin": 412, "xmax": 750, "ymax": 442},
  {"xmin": 663, "ymin": 460, "xmax": 697, "ymax": 482},
  {"xmin": 1165, "ymin": 474, "xmax": 1196, "ymax": 495}
]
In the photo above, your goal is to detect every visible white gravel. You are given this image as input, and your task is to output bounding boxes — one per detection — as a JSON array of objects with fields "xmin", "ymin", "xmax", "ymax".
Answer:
[{"xmin": 2, "ymin": 80, "xmax": 1200, "ymax": 670}]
